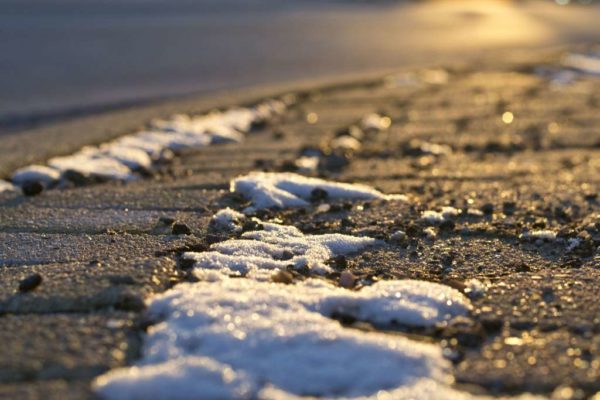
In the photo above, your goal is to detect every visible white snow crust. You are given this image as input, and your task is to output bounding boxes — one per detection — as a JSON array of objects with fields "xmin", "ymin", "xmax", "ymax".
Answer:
[
  {"xmin": 11, "ymin": 165, "xmax": 61, "ymax": 186},
  {"xmin": 184, "ymin": 215, "xmax": 380, "ymax": 279},
  {"xmin": 11, "ymin": 99, "xmax": 286, "ymax": 188},
  {"xmin": 94, "ymin": 276, "xmax": 478, "ymax": 400},
  {"xmin": 231, "ymin": 172, "xmax": 404, "ymax": 210},
  {"xmin": 0, "ymin": 180, "xmax": 17, "ymax": 193}
]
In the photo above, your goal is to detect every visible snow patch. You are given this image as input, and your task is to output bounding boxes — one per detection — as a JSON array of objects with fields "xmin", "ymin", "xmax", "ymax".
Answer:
[
  {"xmin": 421, "ymin": 207, "xmax": 461, "ymax": 225},
  {"xmin": 563, "ymin": 53, "xmax": 600, "ymax": 76},
  {"xmin": 231, "ymin": 172, "xmax": 404, "ymax": 210},
  {"xmin": 94, "ymin": 276, "xmax": 476, "ymax": 400},
  {"xmin": 209, "ymin": 208, "xmax": 247, "ymax": 233},
  {"xmin": 184, "ymin": 216, "xmax": 380, "ymax": 279},
  {"xmin": 0, "ymin": 180, "xmax": 17, "ymax": 193},
  {"xmin": 520, "ymin": 230, "xmax": 557, "ymax": 241},
  {"xmin": 48, "ymin": 152, "xmax": 137, "ymax": 182},
  {"xmin": 361, "ymin": 113, "xmax": 391, "ymax": 131},
  {"xmin": 10, "ymin": 99, "xmax": 286, "ymax": 189},
  {"xmin": 11, "ymin": 165, "xmax": 61, "ymax": 187}
]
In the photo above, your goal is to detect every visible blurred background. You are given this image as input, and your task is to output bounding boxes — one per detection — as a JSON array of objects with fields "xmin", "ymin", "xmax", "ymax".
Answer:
[{"xmin": 0, "ymin": 0, "xmax": 598, "ymax": 132}]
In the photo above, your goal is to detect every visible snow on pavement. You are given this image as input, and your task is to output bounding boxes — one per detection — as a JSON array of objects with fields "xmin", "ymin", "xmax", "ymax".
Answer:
[
  {"xmin": 94, "ymin": 276, "xmax": 476, "ymax": 400},
  {"xmin": 8, "ymin": 100, "xmax": 287, "ymax": 189},
  {"xmin": 231, "ymin": 172, "xmax": 406, "ymax": 211},
  {"xmin": 184, "ymin": 211, "xmax": 381, "ymax": 279},
  {"xmin": 94, "ymin": 208, "xmax": 544, "ymax": 400}
]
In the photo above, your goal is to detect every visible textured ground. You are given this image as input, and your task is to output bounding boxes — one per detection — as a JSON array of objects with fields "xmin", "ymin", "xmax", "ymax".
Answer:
[{"xmin": 0, "ymin": 49, "xmax": 599, "ymax": 399}]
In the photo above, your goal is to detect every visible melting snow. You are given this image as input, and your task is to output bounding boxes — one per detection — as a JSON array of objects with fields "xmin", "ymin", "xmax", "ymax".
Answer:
[
  {"xmin": 11, "ymin": 165, "xmax": 61, "ymax": 187},
  {"xmin": 184, "ymin": 214, "xmax": 380, "ymax": 279},
  {"xmin": 520, "ymin": 230, "xmax": 557, "ymax": 242},
  {"xmin": 330, "ymin": 135, "xmax": 362, "ymax": 152},
  {"xmin": 49, "ymin": 152, "xmax": 137, "ymax": 182},
  {"xmin": 231, "ymin": 172, "xmax": 405, "ymax": 211},
  {"xmin": 360, "ymin": 113, "xmax": 391, "ymax": 132},
  {"xmin": 9, "ymin": 99, "xmax": 286, "ymax": 189},
  {"xmin": 421, "ymin": 207, "xmax": 461, "ymax": 224},
  {"xmin": 563, "ymin": 53, "xmax": 600, "ymax": 76},
  {"xmin": 294, "ymin": 156, "xmax": 320, "ymax": 173},
  {"xmin": 0, "ymin": 180, "xmax": 17, "ymax": 193},
  {"xmin": 94, "ymin": 275, "xmax": 477, "ymax": 400}
]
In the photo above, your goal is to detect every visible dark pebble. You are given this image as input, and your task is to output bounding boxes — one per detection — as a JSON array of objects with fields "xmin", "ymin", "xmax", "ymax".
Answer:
[
  {"xmin": 481, "ymin": 203, "xmax": 494, "ymax": 215},
  {"xmin": 502, "ymin": 201, "xmax": 516, "ymax": 215},
  {"xmin": 18, "ymin": 273, "xmax": 43, "ymax": 292},
  {"xmin": 310, "ymin": 188, "xmax": 329, "ymax": 202},
  {"xmin": 22, "ymin": 181, "xmax": 44, "ymax": 196},
  {"xmin": 179, "ymin": 258, "xmax": 196, "ymax": 270},
  {"xmin": 242, "ymin": 220, "xmax": 264, "ymax": 232},
  {"xmin": 406, "ymin": 223, "xmax": 423, "ymax": 237},
  {"xmin": 172, "ymin": 223, "xmax": 192, "ymax": 235}
]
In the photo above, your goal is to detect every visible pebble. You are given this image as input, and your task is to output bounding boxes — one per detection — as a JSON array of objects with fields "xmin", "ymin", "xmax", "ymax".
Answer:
[
  {"xmin": 481, "ymin": 203, "xmax": 494, "ymax": 215},
  {"xmin": 172, "ymin": 223, "xmax": 192, "ymax": 235},
  {"xmin": 18, "ymin": 273, "xmax": 43, "ymax": 292},
  {"xmin": 22, "ymin": 181, "xmax": 44, "ymax": 196},
  {"xmin": 390, "ymin": 230, "xmax": 407, "ymax": 243},
  {"xmin": 424, "ymin": 227, "xmax": 437, "ymax": 240},
  {"xmin": 339, "ymin": 271, "xmax": 357, "ymax": 288},
  {"xmin": 271, "ymin": 270, "xmax": 294, "ymax": 284},
  {"xmin": 310, "ymin": 188, "xmax": 329, "ymax": 202}
]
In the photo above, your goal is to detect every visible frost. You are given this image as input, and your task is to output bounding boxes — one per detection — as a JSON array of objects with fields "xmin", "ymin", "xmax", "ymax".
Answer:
[
  {"xmin": 94, "ymin": 276, "xmax": 475, "ymax": 400},
  {"xmin": 184, "ymin": 217, "xmax": 380, "ymax": 279},
  {"xmin": 11, "ymin": 165, "xmax": 61, "ymax": 187},
  {"xmin": 231, "ymin": 172, "xmax": 404, "ymax": 210}
]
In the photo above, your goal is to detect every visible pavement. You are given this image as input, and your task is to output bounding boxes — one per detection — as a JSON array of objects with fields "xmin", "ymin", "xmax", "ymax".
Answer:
[{"xmin": 0, "ymin": 48, "xmax": 599, "ymax": 399}]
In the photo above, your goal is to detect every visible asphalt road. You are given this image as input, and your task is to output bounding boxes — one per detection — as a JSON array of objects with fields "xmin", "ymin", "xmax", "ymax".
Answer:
[{"xmin": 1, "ymin": 0, "xmax": 599, "ymax": 129}]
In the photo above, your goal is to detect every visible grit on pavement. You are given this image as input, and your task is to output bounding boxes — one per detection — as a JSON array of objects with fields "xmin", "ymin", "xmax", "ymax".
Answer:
[{"xmin": 0, "ymin": 48, "xmax": 599, "ymax": 399}]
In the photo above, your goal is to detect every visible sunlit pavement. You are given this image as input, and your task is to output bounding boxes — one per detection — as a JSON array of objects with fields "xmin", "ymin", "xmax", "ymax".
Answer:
[{"xmin": 0, "ymin": 46, "xmax": 599, "ymax": 398}]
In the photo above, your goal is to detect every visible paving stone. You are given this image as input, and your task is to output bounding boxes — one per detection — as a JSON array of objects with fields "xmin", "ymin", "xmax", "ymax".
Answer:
[
  {"xmin": 0, "ymin": 312, "xmax": 139, "ymax": 384},
  {"xmin": 0, "ymin": 232, "xmax": 201, "ymax": 266},
  {"xmin": 0, "ymin": 257, "xmax": 178, "ymax": 314}
]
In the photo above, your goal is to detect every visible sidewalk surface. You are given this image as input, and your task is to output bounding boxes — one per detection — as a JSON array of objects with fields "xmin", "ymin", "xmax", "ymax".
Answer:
[{"xmin": 0, "ymin": 49, "xmax": 599, "ymax": 399}]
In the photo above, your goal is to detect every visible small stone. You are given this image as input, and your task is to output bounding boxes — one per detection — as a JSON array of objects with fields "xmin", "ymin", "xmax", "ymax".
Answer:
[
  {"xmin": 390, "ymin": 230, "xmax": 407, "ymax": 243},
  {"xmin": 424, "ymin": 227, "xmax": 437, "ymax": 240},
  {"xmin": 18, "ymin": 273, "xmax": 43, "ymax": 292},
  {"xmin": 481, "ymin": 203, "xmax": 494, "ymax": 215},
  {"xmin": 22, "ymin": 181, "xmax": 44, "ymax": 196},
  {"xmin": 271, "ymin": 270, "xmax": 294, "ymax": 284},
  {"xmin": 242, "ymin": 220, "xmax": 264, "ymax": 232},
  {"xmin": 310, "ymin": 188, "xmax": 329, "ymax": 202},
  {"xmin": 172, "ymin": 223, "xmax": 192, "ymax": 235},
  {"xmin": 339, "ymin": 271, "xmax": 357, "ymax": 288},
  {"xmin": 502, "ymin": 201, "xmax": 516, "ymax": 215}
]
